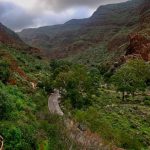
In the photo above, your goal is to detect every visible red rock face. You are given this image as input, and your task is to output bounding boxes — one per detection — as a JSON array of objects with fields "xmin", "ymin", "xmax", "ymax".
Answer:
[{"xmin": 126, "ymin": 34, "xmax": 150, "ymax": 61}]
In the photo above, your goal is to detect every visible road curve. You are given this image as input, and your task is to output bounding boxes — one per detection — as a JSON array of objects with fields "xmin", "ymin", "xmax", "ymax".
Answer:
[
  {"xmin": 48, "ymin": 90, "xmax": 124, "ymax": 150},
  {"xmin": 48, "ymin": 90, "xmax": 64, "ymax": 116}
]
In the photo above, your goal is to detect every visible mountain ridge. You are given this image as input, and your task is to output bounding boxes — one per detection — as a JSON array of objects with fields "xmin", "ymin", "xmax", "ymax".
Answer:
[{"xmin": 18, "ymin": 0, "xmax": 150, "ymax": 62}]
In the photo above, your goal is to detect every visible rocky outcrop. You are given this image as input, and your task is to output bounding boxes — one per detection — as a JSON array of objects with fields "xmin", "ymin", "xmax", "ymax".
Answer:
[{"xmin": 126, "ymin": 34, "xmax": 150, "ymax": 61}]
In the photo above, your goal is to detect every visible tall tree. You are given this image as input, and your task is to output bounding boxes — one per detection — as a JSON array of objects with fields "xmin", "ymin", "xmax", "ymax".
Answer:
[{"xmin": 111, "ymin": 59, "xmax": 149, "ymax": 100}]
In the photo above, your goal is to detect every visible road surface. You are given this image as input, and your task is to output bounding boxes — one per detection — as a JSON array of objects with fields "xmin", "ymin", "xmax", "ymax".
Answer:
[{"xmin": 48, "ymin": 90, "xmax": 64, "ymax": 116}]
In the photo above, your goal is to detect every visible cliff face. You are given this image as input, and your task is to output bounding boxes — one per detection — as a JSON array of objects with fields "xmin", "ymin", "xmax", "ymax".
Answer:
[
  {"xmin": 126, "ymin": 34, "xmax": 150, "ymax": 61},
  {"xmin": 124, "ymin": 0, "xmax": 150, "ymax": 61},
  {"xmin": 18, "ymin": 0, "xmax": 150, "ymax": 61}
]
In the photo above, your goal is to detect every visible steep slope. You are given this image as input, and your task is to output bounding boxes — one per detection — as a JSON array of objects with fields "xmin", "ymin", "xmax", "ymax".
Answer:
[
  {"xmin": 123, "ymin": 0, "xmax": 150, "ymax": 61},
  {"xmin": 0, "ymin": 25, "xmax": 79, "ymax": 149},
  {"xmin": 0, "ymin": 23, "xmax": 42, "ymax": 56},
  {"xmin": 18, "ymin": 0, "xmax": 146, "ymax": 60},
  {"xmin": 0, "ymin": 23, "xmax": 28, "ymax": 49}
]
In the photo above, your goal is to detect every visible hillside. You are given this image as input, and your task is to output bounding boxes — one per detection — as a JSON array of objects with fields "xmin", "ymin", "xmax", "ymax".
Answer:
[
  {"xmin": 0, "ymin": 24, "xmax": 80, "ymax": 149},
  {"xmin": 1, "ymin": 0, "xmax": 150, "ymax": 149},
  {"xmin": 18, "ymin": 0, "xmax": 150, "ymax": 63},
  {"xmin": 0, "ymin": 23, "xmax": 28, "ymax": 49},
  {"xmin": 0, "ymin": 23, "xmax": 43, "ymax": 57}
]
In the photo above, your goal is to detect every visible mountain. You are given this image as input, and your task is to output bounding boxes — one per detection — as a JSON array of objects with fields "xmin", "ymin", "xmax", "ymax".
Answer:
[
  {"xmin": 1, "ymin": 1, "xmax": 150, "ymax": 149},
  {"xmin": 0, "ymin": 23, "xmax": 42, "ymax": 56},
  {"xmin": 18, "ymin": 0, "xmax": 150, "ymax": 62},
  {"xmin": 0, "ymin": 23, "xmax": 28, "ymax": 49}
]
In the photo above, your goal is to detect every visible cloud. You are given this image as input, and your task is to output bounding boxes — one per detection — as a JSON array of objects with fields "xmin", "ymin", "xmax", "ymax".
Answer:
[
  {"xmin": 39, "ymin": 0, "xmax": 128, "ymax": 12},
  {"xmin": 34, "ymin": 7, "xmax": 93, "ymax": 26},
  {"xmin": 0, "ymin": 0, "xmax": 128, "ymax": 31},
  {"xmin": 0, "ymin": 2, "xmax": 38, "ymax": 31}
]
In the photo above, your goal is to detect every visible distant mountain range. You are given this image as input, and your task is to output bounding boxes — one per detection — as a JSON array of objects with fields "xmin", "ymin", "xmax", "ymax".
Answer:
[
  {"xmin": 18, "ymin": 0, "xmax": 150, "ymax": 62},
  {"xmin": 0, "ymin": 0, "xmax": 149, "ymax": 65}
]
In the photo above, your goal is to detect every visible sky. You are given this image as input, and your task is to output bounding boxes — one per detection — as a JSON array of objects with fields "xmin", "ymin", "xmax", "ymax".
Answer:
[{"xmin": 0, "ymin": 0, "xmax": 128, "ymax": 31}]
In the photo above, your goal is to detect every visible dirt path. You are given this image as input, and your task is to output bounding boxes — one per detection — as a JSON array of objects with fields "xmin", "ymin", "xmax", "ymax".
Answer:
[{"xmin": 48, "ymin": 90, "xmax": 123, "ymax": 150}]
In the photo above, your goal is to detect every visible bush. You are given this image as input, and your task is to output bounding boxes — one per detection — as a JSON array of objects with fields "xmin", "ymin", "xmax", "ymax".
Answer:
[
  {"xmin": 0, "ymin": 60, "xmax": 10, "ymax": 83},
  {"xmin": 0, "ymin": 91, "xmax": 15, "ymax": 119},
  {"xmin": 144, "ymin": 96, "xmax": 150, "ymax": 105},
  {"xmin": 0, "ymin": 124, "xmax": 34, "ymax": 150}
]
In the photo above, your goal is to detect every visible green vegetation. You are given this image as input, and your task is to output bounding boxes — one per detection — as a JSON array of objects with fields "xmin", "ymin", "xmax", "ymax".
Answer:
[
  {"xmin": 55, "ymin": 62, "xmax": 100, "ymax": 109},
  {"xmin": 111, "ymin": 59, "xmax": 150, "ymax": 100},
  {"xmin": 50, "ymin": 59, "xmax": 150, "ymax": 149},
  {"xmin": 0, "ymin": 59, "xmax": 10, "ymax": 84},
  {"xmin": 0, "ymin": 44, "xmax": 77, "ymax": 150},
  {"xmin": 1, "ymin": 43, "xmax": 150, "ymax": 150},
  {"xmin": 1, "ymin": 1, "xmax": 150, "ymax": 149}
]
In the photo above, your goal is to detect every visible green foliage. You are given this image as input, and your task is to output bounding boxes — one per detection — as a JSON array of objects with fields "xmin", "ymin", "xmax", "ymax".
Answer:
[
  {"xmin": 144, "ymin": 96, "xmax": 150, "ymax": 105},
  {"xmin": 53, "ymin": 62, "xmax": 100, "ymax": 109},
  {"xmin": 0, "ymin": 60, "xmax": 10, "ymax": 83},
  {"xmin": 37, "ymin": 72, "xmax": 53, "ymax": 93},
  {"xmin": 0, "ymin": 81, "xmax": 36, "ymax": 149},
  {"xmin": 0, "ymin": 124, "xmax": 35, "ymax": 150},
  {"xmin": 0, "ymin": 90, "xmax": 14, "ymax": 119},
  {"xmin": 50, "ymin": 60, "xmax": 72, "ymax": 79},
  {"xmin": 74, "ymin": 96, "xmax": 150, "ymax": 149},
  {"xmin": 1, "ymin": 43, "xmax": 150, "ymax": 150},
  {"xmin": 0, "ymin": 45, "xmax": 78, "ymax": 149},
  {"xmin": 111, "ymin": 59, "xmax": 150, "ymax": 100}
]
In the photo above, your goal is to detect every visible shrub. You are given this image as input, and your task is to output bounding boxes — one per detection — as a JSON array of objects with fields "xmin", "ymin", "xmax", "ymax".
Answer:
[
  {"xmin": 0, "ymin": 60, "xmax": 10, "ymax": 83},
  {"xmin": 0, "ymin": 91, "xmax": 15, "ymax": 119}
]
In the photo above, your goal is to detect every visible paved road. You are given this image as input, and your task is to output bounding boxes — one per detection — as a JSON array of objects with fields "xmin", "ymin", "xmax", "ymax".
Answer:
[{"xmin": 48, "ymin": 90, "xmax": 64, "ymax": 116}]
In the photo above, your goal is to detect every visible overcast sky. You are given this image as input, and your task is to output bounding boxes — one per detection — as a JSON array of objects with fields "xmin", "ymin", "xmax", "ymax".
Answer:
[{"xmin": 0, "ymin": 0, "xmax": 128, "ymax": 31}]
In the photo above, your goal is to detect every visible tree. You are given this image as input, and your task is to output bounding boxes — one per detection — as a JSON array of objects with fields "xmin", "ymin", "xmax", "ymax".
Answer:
[
  {"xmin": 50, "ymin": 60, "xmax": 71, "ymax": 79},
  {"xmin": 55, "ymin": 65, "xmax": 100, "ymax": 109},
  {"xmin": 37, "ymin": 72, "xmax": 53, "ymax": 93},
  {"xmin": 111, "ymin": 59, "xmax": 149, "ymax": 100}
]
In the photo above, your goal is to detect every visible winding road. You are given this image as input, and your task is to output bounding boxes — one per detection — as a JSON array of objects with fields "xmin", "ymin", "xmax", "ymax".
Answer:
[
  {"xmin": 48, "ymin": 90, "xmax": 124, "ymax": 150},
  {"xmin": 48, "ymin": 90, "xmax": 64, "ymax": 116}
]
